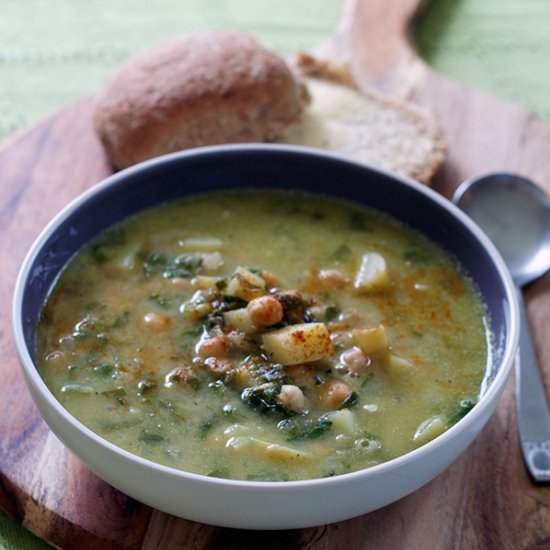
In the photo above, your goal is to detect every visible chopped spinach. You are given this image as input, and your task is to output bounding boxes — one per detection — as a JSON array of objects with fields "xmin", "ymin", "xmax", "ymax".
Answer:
[
  {"xmin": 137, "ymin": 378, "xmax": 157, "ymax": 396},
  {"xmin": 338, "ymin": 391, "xmax": 359, "ymax": 409},
  {"xmin": 93, "ymin": 363, "xmax": 115, "ymax": 377},
  {"xmin": 324, "ymin": 305, "xmax": 341, "ymax": 322},
  {"xmin": 246, "ymin": 471, "xmax": 290, "ymax": 482},
  {"xmin": 241, "ymin": 384, "xmax": 287, "ymax": 416},
  {"xmin": 197, "ymin": 414, "xmax": 219, "ymax": 439},
  {"xmin": 148, "ymin": 293, "xmax": 172, "ymax": 309},
  {"xmin": 282, "ymin": 417, "xmax": 333, "ymax": 441},
  {"xmin": 330, "ymin": 244, "xmax": 352, "ymax": 262},
  {"xmin": 141, "ymin": 251, "xmax": 203, "ymax": 279},
  {"xmin": 139, "ymin": 429, "xmax": 165, "ymax": 445},
  {"xmin": 349, "ymin": 213, "xmax": 371, "ymax": 231},
  {"xmin": 90, "ymin": 227, "xmax": 127, "ymax": 263},
  {"xmin": 207, "ymin": 467, "xmax": 231, "ymax": 479},
  {"xmin": 404, "ymin": 249, "xmax": 432, "ymax": 265},
  {"xmin": 361, "ymin": 372, "xmax": 375, "ymax": 388},
  {"xmin": 448, "ymin": 398, "xmax": 476, "ymax": 426}
]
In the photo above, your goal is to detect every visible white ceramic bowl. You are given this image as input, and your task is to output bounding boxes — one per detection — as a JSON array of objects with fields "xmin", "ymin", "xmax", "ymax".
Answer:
[{"xmin": 13, "ymin": 144, "xmax": 519, "ymax": 529}]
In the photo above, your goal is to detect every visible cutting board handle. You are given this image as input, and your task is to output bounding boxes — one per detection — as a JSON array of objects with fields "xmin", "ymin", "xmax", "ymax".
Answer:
[{"xmin": 337, "ymin": 0, "xmax": 427, "ymax": 97}]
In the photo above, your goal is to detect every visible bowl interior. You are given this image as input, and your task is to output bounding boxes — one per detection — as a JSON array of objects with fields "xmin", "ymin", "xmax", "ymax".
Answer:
[{"xmin": 19, "ymin": 145, "xmax": 512, "ymax": 392}]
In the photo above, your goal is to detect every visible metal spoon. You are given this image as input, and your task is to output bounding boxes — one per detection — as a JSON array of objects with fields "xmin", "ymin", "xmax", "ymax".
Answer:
[{"xmin": 453, "ymin": 173, "xmax": 550, "ymax": 483}]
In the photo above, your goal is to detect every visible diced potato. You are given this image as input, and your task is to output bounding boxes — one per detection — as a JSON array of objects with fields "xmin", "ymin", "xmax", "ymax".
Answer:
[
  {"xmin": 262, "ymin": 323, "xmax": 333, "ymax": 365},
  {"xmin": 322, "ymin": 410, "xmax": 355, "ymax": 435},
  {"xmin": 354, "ymin": 252, "xmax": 390, "ymax": 292},
  {"xmin": 104, "ymin": 242, "xmax": 142, "ymax": 275},
  {"xmin": 413, "ymin": 416, "xmax": 446, "ymax": 445},
  {"xmin": 222, "ymin": 307, "xmax": 257, "ymax": 334},
  {"xmin": 384, "ymin": 353, "xmax": 413, "ymax": 374},
  {"xmin": 225, "ymin": 267, "xmax": 266, "ymax": 301},
  {"xmin": 191, "ymin": 275, "xmax": 218, "ymax": 290},
  {"xmin": 180, "ymin": 237, "xmax": 223, "ymax": 251},
  {"xmin": 225, "ymin": 436, "xmax": 312, "ymax": 461},
  {"xmin": 223, "ymin": 424, "xmax": 253, "ymax": 438},
  {"xmin": 352, "ymin": 325, "xmax": 388, "ymax": 355},
  {"xmin": 201, "ymin": 252, "xmax": 224, "ymax": 271}
]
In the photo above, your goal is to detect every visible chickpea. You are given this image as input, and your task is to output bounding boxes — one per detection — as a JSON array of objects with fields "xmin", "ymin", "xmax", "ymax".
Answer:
[
  {"xmin": 247, "ymin": 295, "xmax": 283, "ymax": 326},
  {"xmin": 143, "ymin": 312, "xmax": 171, "ymax": 329},
  {"xmin": 340, "ymin": 346, "xmax": 370, "ymax": 376},
  {"xmin": 318, "ymin": 381, "xmax": 352, "ymax": 409},
  {"xmin": 278, "ymin": 385, "xmax": 306, "ymax": 413},
  {"xmin": 196, "ymin": 335, "xmax": 230, "ymax": 358},
  {"xmin": 204, "ymin": 357, "xmax": 233, "ymax": 376},
  {"xmin": 318, "ymin": 269, "xmax": 349, "ymax": 288}
]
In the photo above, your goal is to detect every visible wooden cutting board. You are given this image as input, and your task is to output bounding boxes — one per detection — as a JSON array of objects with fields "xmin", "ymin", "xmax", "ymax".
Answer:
[{"xmin": 2, "ymin": 0, "xmax": 550, "ymax": 548}]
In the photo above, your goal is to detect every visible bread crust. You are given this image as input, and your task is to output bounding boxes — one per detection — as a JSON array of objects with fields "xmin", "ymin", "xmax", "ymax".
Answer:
[
  {"xmin": 289, "ymin": 53, "xmax": 448, "ymax": 184},
  {"xmin": 95, "ymin": 30, "xmax": 310, "ymax": 169}
]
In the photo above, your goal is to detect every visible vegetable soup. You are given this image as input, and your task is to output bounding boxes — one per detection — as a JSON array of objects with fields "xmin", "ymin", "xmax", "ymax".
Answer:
[{"xmin": 36, "ymin": 190, "xmax": 490, "ymax": 481}]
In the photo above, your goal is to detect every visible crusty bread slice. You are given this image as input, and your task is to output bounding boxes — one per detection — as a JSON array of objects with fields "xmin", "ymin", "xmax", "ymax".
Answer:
[{"xmin": 279, "ymin": 53, "xmax": 447, "ymax": 184}]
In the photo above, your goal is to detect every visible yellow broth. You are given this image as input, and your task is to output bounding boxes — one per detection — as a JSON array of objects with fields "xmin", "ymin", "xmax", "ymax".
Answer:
[{"xmin": 36, "ymin": 190, "xmax": 489, "ymax": 481}]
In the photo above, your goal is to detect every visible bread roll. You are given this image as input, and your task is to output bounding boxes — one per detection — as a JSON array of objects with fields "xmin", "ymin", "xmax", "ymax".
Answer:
[
  {"xmin": 279, "ymin": 53, "xmax": 447, "ymax": 184},
  {"xmin": 95, "ymin": 30, "xmax": 310, "ymax": 169}
]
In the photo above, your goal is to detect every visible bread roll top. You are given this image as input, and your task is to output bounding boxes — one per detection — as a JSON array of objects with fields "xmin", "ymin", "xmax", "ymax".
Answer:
[{"xmin": 95, "ymin": 30, "xmax": 310, "ymax": 168}]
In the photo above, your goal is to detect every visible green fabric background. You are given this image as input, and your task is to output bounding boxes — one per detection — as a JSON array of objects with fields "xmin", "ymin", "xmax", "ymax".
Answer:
[{"xmin": 1, "ymin": 0, "xmax": 549, "ymax": 547}]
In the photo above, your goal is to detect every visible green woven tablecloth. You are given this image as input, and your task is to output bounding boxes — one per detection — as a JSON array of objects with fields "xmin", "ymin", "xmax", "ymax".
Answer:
[{"xmin": 1, "ymin": 0, "xmax": 549, "ymax": 547}]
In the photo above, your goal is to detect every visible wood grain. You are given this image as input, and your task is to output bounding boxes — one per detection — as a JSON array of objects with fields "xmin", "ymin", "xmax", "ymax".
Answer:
[{"xmin": 1, "ymin": 0, "xmax": 550, "ymax": 548}]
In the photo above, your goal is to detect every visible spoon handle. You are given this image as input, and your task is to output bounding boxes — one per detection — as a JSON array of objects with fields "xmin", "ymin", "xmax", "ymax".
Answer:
[{"xmin": 515, "ymin": 286, "xmax": 550, "ymax": 483}]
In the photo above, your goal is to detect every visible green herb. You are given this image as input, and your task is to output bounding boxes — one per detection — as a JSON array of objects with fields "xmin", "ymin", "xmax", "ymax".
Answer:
[
  {"xmin": 324, "ymin": 305, "xmax": 340, "ymax": 321},
  {"xmin": 158, "ymin": 398, "xmax": 186, "ymax": 421},
  {"xmin": 241, "ymin": 384, "xmax": 287, "ymax": 416},
  {"xmin": 197, "ymin": 414, "xmax": 219, "ymax": 439},
  {"xmin": 207, "ymin": 467, "xmax": 231, "ymax": 479},
  {"xmin": 246, "ymin": 471, "xmax": 290, "ymax": 482},
  {"xmin": 349, "ymin": 213, "xmax": 371, "ymax": 231},
  {"xmin": 90, "ymin": 227, "xmax": 126, "ymax": 263},
  {"xmin": 101, "ymin": 386, "xmax": 128, "ymax": 405},
  {"xmin": 137, "ymin": 378, "xmax": 157, "ymax": 396},
  {"xmin": 148, "ymin": 294, "xmax": 172, "ymax": 309},
  {"xmin": 93, "ymin": 363, "xmax": 115, "ymax": 377},
  {"xmin": 404, "ymin": 249, "xmax": 432, "ymax": 265},
  {"xmin": 112, "ymin": 310, "xmax": 130, "ymax": 329},
  {"xmin": 330, "ymin": 244, "xmax": 352, "ymax": 262},
  {"xmin": 142, "ymin": 251, "xmax": 167, "ymax": 277},
  {"xmin": 215, "ymin": 277, "xmax": 228, "ymax": 291},
  {"xmin": 101, "ymin": 417, "xmax": 137, "ymax": 433},
  {"xmin": 282, "ymin": 417, "xmax": 333, "ymax": 441},
  {"xmin": 448, "ymin": 398, "xmax": 476, "ymax": 425},
  {"xmin": 101, "ymin": 387, "xmax": 127, "ymax": 396},
  {"xmin": 338, "ymin": 391, "xmax": 359, "ymax": 409},
  {"xmin": 361, "ymin": 372, "xmax": 375, "ymax": 388},
  {"xmin": 139, "ymin": 429, "xmax": 165, "ymax": 445},
  {"xmin": 217, "ymin": 295, "xmax": 248, "ymax": 312},
  {"xmin": 187, "ymin": 376, "xmax": 202, "ymax": 390},
  {"xmin": 167, "ymin": 253, "xmax": 203, "ymax": 278}
]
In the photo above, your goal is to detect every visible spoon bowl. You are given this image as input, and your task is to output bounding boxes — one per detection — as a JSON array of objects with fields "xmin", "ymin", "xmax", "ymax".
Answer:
[{"xmin": 453, "ymin": 173, "xmax": 550, "ymax": 286}]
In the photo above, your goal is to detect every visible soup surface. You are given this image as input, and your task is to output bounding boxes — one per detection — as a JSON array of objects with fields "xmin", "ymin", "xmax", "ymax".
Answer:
[{"xmin": 37, "ymin": 190, "xmax": 490, "ymax": 481}]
